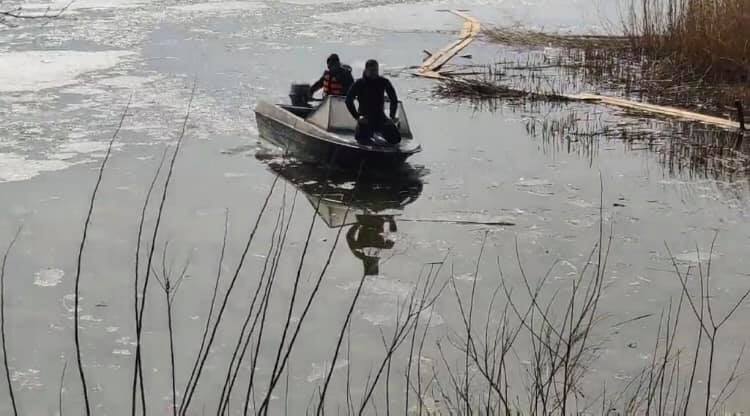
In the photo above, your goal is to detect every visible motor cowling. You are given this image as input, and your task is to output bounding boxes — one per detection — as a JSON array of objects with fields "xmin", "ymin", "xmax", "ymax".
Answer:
[{"xmin": 289, "ymin": 83, "xmax": 311, "ymax": 107}]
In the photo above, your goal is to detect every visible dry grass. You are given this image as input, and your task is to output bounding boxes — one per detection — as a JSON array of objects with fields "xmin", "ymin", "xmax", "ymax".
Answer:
[
  {"xmin": 523, "ymin": 107, "xmax": 750, "ymax": 179},
  {"xmin": 433, "ymin": 62, "xmax": 574, "ymax": 106},
  {"xmin": 483, "ymin": 27, "xmax": 630, "ymax": 51},
  {"xmin": 624, "ymin": 0, "xmax": 750, "ymax": 84},
  {"xmin": 482, "ymin": 0, "xmax": 750, "ymax": 85},
  {"xmin": 471, "ymin": 0, "xmax": 750, "ymax": 118}
]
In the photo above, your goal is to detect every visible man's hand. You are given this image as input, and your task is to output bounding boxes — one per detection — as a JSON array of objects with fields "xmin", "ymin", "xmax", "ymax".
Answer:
[{"xmin": 358, "ymin": 115, "xmax": 368, "ymax": 125}]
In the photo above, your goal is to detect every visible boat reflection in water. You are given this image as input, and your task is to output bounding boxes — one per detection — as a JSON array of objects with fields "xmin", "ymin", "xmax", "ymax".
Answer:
[{"xmin": 261, "ymin": 158, "xmax": 425, "ymax": 276}]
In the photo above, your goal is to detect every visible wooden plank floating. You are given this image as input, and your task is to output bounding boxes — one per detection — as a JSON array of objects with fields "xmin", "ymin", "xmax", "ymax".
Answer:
[
  {"xmin": 417, "ymin": 11, "xmax": 743, "ymax": 131},
  {"xmin": 417, "ymin": 10, "xmax": 481, "ymax": 79},
  {"xmin": 569, "ymin": 93, "xmax": 742, "ymax": 130}
]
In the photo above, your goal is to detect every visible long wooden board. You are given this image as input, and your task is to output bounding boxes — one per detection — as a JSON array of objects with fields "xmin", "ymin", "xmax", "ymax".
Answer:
[
  {"xmin": 569, "ymin": 93, "xmax": 741, "ymax": 130},
  {"xmin": 417, "ymin": 10, "xmax": 481, "ymax": 79}
]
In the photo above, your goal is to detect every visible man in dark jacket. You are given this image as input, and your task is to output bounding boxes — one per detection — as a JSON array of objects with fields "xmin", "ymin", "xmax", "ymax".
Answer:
[
  {"xmin": 310, "ymin": 54, "xmax": 354, "ymax": 97},
  {"xmin": 345, "ymin": 59, "xmax": 401, "ymax": 146}
]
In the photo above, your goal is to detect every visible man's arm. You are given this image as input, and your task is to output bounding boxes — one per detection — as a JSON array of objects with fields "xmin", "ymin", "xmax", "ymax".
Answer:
[
  {"xmin": 385, "ymin": 79, "xmax": 398, "ymax": 119},
  {"xmin": 342, "ymin": 69, "xmax": 354, "ymax": 93},
  {"xmin": 345, "ymin": 80, "xmax": 360, "ymax": 119},
  {"xmin": 310, "ymin": 73, "xmax": 325, "ymax": 95}
]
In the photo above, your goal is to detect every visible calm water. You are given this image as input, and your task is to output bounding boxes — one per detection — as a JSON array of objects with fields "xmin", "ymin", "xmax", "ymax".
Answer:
[{"xmin": 1, "ymin": 0, "xmax": 749, "ymax": 414}]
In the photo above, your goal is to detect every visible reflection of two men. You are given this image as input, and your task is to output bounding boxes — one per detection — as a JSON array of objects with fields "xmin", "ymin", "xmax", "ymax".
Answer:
[{"xmin": 346, "ymin": 214, "xmax": 397, "ymax": 276}]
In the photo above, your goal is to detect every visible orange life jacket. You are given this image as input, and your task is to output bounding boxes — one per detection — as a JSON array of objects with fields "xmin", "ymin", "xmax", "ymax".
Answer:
[{"xmin": 323, "ymin": 71, "xmax": 345, "ymax": 96}]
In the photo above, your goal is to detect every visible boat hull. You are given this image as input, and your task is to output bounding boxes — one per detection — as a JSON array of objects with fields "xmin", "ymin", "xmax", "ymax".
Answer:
[{"xmin": 254, "ymin": 104, "xmax": 418, "ymax": 169}]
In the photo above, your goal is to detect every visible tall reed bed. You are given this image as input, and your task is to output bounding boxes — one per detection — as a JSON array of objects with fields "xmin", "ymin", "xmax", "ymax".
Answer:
[{"xmin": 623, "ymin": 0, "xmax": 750, "ymax": 83}]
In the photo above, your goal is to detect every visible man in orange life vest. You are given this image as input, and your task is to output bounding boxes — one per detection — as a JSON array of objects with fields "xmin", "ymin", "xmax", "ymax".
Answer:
[{"xmin": 310, "ymin": 54, "xmax": 354, "ymax": 97}]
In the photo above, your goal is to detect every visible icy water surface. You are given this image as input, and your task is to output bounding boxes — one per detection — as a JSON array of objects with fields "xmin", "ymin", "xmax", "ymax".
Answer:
[{"xmin": 1, "ymin": 0, "xmax": 750, "ymax": 414}]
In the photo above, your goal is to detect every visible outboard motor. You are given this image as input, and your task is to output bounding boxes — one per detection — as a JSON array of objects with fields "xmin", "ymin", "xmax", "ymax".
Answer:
[{"xmin": 289, "ymin": 83, "xmax": 311, "ymax": 107}]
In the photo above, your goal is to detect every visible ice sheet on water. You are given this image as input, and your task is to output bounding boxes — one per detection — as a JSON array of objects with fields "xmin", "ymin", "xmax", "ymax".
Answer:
[
  {"xmin": 361, "ymin": 306, "xmax": 445, "ymax": 327},
  {"xmin": 96, "ymin": 75, "xmax": 151, "ymax": 89},
  {"xmin": 306, "ymin": 359, "xmax": 349, "ymax": 383},
  {"xmin": 567, "ymin": 199, "xmax": 596, "ymax": 209},
  {"xmin": 1, "ymin": 53, "xmax": 244, "ymax": 179},
  {"xmin": 316, "ymin": 0, "xmax": 616, "ymax": 34},
  {"xmin": 454, "ymin": 273, "xmax": 479, "ymax": 282},
  {"xmin": 566, "ymin": 217, "xmax": 596, "ymax": 228},
  {"xmin": 11, "ymin": 369, "xmax": 42, "ymax": 390},
  {"xmin": 363, "ymin": 277, "xmax": 413, "ymax": 298},
  {"xmin": 223, "ymin": 172, "xmax": 250, "ymax": 178},
  {"xmin": 355, "ymin": 276, "xmax": 445, "ymax": 327},
  {"xmin": 316, "ymin": 1, "xmax": 503, "ymax": 33},
  {"xmin": 0, "ymin": 50, "xmax": 134, "ymax": 93},
  {"xmin": 278, "ymin": 0, "xmax": 353, "ymax": 4},
  {"xmin": 33, "ymin": 268, "xmax": 65, "ymax": 287},
  {"xmin": 61, "ymin": 85, "xmax": 111, "ymax": 96},
  {"xmin": 361, "ymin": 311, "xmax": 397, "ymax": 326},
  {"xmin": 0, "ymin": 153, "xmax": 71, "ymax": 183},
  {"xmin": 57, "ymin": 140, "xmax": 115, "ymax": 155},
  {"xmin": 169, "ymin": 1, "xmax": 267, "ymax": 13},
  {"xmin": 419, "ymin": 306, "xmax": 444, "ymax": 327},
  {"xmin": 21, "ymin": 0, "xmax": 150, "ymax": 10},
  {"xmin": 515, "ymin": 178, "xmax": 554, "ymax": 196},
  {"xmin": 674, "ymin": 250, "xmax": 719, "ymax": 264}
]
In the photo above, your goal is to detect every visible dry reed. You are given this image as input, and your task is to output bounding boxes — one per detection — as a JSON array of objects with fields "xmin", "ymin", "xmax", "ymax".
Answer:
[{"xmin": 623, "ymin": 0, "xmax": 750, "ymax": 83}]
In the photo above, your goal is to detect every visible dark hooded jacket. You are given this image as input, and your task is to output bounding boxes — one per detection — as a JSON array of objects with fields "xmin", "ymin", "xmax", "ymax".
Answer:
[{"xmin": 345, "ymin": 73, "xmax": 399, "ymax": 121}]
